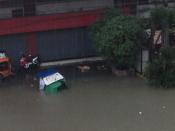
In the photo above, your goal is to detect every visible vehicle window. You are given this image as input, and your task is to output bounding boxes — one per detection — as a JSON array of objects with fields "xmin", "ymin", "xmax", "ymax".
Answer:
[{"xmin": 0, "ymin": 52, "xmax": 6, "ymax": 58}]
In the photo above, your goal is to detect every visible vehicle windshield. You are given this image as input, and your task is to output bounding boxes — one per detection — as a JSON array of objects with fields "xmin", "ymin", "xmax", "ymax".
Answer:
[
  {"xmin": 0, "ymin": 52, "xmax": 6, "ymax": 58},
  {"xmin": 0, "ymin": 62, "xmax": 8, "ymax": 71}
]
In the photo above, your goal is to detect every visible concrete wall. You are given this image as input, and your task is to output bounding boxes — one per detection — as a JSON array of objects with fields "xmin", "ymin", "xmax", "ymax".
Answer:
[
  {"xmin": 0, "ymin": 27, "xmax": 96, "ymax": 65},
  {"xmin": 0, "ymin": 6, "xmax": 23, "ymax": 19},
  {"xmin": 136, "ymin": 49, "xmax": 149, "ymax": 73},
  {"xmin": 137, "ymin": 4, "xmax": 154, "ymax": 18},
  {"xmin": 0, "ymin": 0, "xmax": 114, "ymax": 19},
  {"xmin": 36, "ymin": 0, "xmax": 114, "ymax": 15},
  {"xmin": 0, "ymin": 8, "xmax": 13, "ymax": 19},
  {"xmin": 137, "ymin": 2, "xmax": 175, "ymax": 18},
  {"xmin": 37, "ymin": 28, "xmax": 96, "ymax": 62},
  {"xmin": 0, "ymin": 34, "xmax": 26, "ymax": 66}
]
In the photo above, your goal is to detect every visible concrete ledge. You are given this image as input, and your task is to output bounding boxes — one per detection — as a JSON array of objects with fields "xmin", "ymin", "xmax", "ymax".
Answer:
[{"xmin": 40, "ymin": 57, "xmax": 105, "ymax": 68}]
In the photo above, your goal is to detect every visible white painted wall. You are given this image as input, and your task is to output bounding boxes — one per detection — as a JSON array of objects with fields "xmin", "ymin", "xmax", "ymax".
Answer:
[
  {"xmin": 0, "ymin": 8, "xmax": 12, "ymax": 19},
  {"xmin": 36, "ymin": 0, "xmax": 114, "ymax": 15},
  {"xmin": 137, "ymin": 2, "xmax": 175, "ymax": 18},
  {"xmin": 0, "ymin": 6, "xmax": 23, "ymax": 19},
  {"xmin": 137, "ymin": 4, "xmax": 154, "ymax": 18},
  {"xmin": 0, "ymin": 0, "xmax": 114, "ymax": 19},
  {"xmin": 142, "ymin": 50, "xmax": 149, "ymax": 72},
  {"xmin": 136, "ymin": 49, "xmax": 149, "ymax": 73}
]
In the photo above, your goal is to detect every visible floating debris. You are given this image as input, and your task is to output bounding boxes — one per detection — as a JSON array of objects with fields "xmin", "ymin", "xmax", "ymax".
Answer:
[
  {"xmin": 96, "ymin": 65, "xmax": 107, "ymax": 70},
  {"xmin": 139, "ymin": 112, "xmax": 142, "ymax": 115},
  {"xmin": 78, "ymin": 65, "xmax": 90, "ymax": 72},
  {"xmin": 162, "ymin": 106, "xmax": 166, "ymax": 109}
]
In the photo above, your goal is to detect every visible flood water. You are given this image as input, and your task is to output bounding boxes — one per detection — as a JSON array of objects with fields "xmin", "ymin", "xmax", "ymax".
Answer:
[{"xmin": 0, "ymin": 66, "xmax": 175, "ymax": 131}]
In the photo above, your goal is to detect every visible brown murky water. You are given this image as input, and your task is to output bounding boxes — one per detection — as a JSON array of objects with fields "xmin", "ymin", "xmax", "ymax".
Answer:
[{"xmin": 0, "ymin": 66, "xmax": 175, "ymax": 131}]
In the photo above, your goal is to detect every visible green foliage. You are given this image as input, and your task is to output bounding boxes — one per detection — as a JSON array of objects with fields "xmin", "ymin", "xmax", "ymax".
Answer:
[
  {"xmin": 145, "ymin": 45, "xmax": 175, "ymax": 88},
  {"xmin": 90, "ymin": 10, "xmax": 145, "ymax": 69},
  {"xmin": 150, "ymin": 7, "xmax": 175, "ymax": 29},
  {"xmin": 145, "ymin": 7, "xmax": 175, "ymax": 88}
]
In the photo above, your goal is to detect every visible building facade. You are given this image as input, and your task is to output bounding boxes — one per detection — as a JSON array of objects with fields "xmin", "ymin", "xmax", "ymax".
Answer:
[{"xmin": 0, "ymin": 0, "xmax": 174, "ymax": 66}]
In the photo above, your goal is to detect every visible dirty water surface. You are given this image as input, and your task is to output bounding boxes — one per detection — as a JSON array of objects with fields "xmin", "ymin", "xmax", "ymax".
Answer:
[{"xmin": 0, "ymin": 67, "xmax": 175, "ymax": 131}]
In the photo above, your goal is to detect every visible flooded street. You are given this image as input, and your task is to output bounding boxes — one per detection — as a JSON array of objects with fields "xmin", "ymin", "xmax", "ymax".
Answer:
[{"xmin": 0, "ymin": 67, "xmax": 175, "ymax": 131}]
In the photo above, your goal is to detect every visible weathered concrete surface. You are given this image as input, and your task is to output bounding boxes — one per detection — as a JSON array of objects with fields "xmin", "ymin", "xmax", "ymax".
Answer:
[
  {"xmin": 0, "ymin": 67, "xmax": 175, "ymax": 131},
  {"xmin": 36, "ymin": 0, "xmax": 114, "ymax": 15},
  {"xmin": 40, "ymin": 57, "xmax": 104, "ymax": 68}
]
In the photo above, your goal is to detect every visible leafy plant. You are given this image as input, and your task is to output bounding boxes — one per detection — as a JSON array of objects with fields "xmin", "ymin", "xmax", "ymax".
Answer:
[
  {"xmin": 90, "ymin": 10, "xmax": 146, "ymax": 70},
  {"xmin": 145, "ymin": 45, "xmax": 175, "ymax": 88},
  {"xmin": 150, "ymin": 7, "xmax": 175, "ymax": 29}
]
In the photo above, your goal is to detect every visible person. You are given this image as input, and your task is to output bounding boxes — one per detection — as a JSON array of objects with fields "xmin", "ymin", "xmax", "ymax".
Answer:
[{"xmin": 20, "ymin": 54, "xmax": 28, "ymax": 68}]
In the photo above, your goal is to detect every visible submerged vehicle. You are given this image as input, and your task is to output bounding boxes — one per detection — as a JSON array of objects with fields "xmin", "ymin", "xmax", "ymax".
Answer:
[{"xmin": 0, "ymin": 51, "xmax": 13, "ymax": 82}]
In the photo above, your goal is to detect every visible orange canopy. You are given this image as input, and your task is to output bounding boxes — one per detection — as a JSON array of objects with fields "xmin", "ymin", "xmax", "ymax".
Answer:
[{"xmin": 0, "ymin": 57, "xmax": 9, "ymax": 63}]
